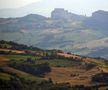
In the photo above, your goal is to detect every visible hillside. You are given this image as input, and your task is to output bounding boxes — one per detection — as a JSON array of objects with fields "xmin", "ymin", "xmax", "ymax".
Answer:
[
  {"xmin": 84, "ymin": 10, "xmax": 108, "ymax": 30},
  {"xmin": 0, "ymin": 41, "xmax": 108, "ymax": 89},
  {"xmin": 0, "ymin": 40, "xmax": 43, "ymax": 51},
  {"xmin": 0, "ymin": 9, "xmax": 108, "ymax": 58}
]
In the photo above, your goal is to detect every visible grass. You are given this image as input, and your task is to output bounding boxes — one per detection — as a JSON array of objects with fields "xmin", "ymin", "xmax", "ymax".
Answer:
[
  {"xmin": 23, "ymin": 75, "xmax": 43, "ymax": 84},
  {"xmin": 82, "ymin": 57, "xmax": 107, "ymax": 67},
  {"xmin": 0, "ymin": 54, "xmax": 43, "ymax": 83},
  {"xmin": 1, "ymin": 55, "xmax": 39, "ymax": 61},
  {"xmin": 0, "ymin": 66, "xmax": 43, "ymax": 83},
  {"xmin": 0, "ymin": 73, "xmax": 11, "ymax": 80},
  {"xmin": 0, "ymin": 52, "xmax": 108, "ymax": 86},
  {"xmin": 99, "ymin": 86, "xmax": 108, "ymax": 90},
  {"xmin": 35, "ymin": 59, "xmax": 79, "ymax": 67}
]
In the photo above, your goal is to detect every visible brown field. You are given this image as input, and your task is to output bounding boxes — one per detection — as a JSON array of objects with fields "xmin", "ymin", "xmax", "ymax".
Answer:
[
  {"xmin": 44, "ymin": 67, "xmax": 103, "ymax": 85},
  {"xmin": 0, "ymin": 55, "xmax": 10, "ymax": 66},
  {"xmin": 0, "ymin": 48, "xmax": 25, "ymax": 54},
  {"xmin": 0, "ymin": 55, "xmax": 9, "ymax": 61},
  {"xmin": 57, "ymin": 53, "xmax": 82, "ymax": 60}
]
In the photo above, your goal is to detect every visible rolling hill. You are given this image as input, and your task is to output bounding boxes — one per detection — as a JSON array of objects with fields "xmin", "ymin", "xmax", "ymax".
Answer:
[{"xmin": 0, "ymin": 41, "xmax": 108, "ymax": 90}]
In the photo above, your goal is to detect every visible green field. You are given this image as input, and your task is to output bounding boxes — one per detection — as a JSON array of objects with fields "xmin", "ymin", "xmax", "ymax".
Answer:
[
  {"xmin": 35, "ymin": 59, "xmax": 80, "ymax": 67},
  {"xmin": 1, "ymin": 54, "xmax": 40, "ymax": 60}
]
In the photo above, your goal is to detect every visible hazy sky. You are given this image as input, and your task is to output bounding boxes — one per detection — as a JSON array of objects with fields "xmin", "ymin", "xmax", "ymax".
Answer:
[
  {"xmin": 0, "ymin": 0, "xmax": 40, "ymax": 8},
  {"xmin": 0, "ymin": 0, "xmax": 108, "ymax": 16}
]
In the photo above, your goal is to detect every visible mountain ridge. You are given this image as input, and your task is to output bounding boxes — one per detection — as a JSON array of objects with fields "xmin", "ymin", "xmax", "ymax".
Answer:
[{"xmin": 0, "ymin": 9, "xmax": 108, "ymax": 58}]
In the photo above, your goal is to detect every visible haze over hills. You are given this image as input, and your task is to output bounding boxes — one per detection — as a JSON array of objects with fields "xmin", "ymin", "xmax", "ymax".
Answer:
[
  {"xmin": 84, "ymin": 10, "xmax": 108, "ymax": 31},
  {"xmin": 0, "ymin": 1, "xmax": 52, "ymax": 18},
  {"xmin": 0, "ymin": 8, "xmax": 108, "ymax": 58}
]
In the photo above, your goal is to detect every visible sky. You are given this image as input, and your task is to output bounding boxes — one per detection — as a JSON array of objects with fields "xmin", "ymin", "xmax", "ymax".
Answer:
[
  {"xmin": 0, "ymin": 0, "xmax": 108, "ymax": 16},
  {"xmin": 0, "ymin": 0, "xmax": 40, "ymax": 8}
]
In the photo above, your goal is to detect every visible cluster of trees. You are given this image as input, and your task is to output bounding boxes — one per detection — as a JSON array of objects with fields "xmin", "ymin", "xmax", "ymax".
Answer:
[
  {"xmin": 9, "ymin": 60, "xmax": 51, "ymax": 77},
  {"xmin": 42, "ymin": 52, "xmax": 77, "ymax": 60},
  {"xmin": 0, "ymin": 40, "xmax": 64, "ymax": 57},
  {"xmin": 1, "ymin": 77, "xmax": 108, "ymax": 90},
  {"xmin": 0, "ymin": 74, "xmax": 53, "ymax": 90},
  {"xmin": 92, "ymin": 73, "xmax": 108, "ymax": 83},
  {"xmin": 0, "ymin": 51, "xmax": 15, "ymax": 55},
  {"xmin": 0, "ymin": 40, "xmax": 42, "ymax": 51}
]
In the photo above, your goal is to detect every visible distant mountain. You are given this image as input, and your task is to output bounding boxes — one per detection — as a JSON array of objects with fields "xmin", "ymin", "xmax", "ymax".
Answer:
[
  {"xmin": 0, "ymin": 9, "xmax": 86, "ymax": 32},
  {"xmin": 0, "ymin": 0, "xmax": 63, "ymax": 18},
  {"xmin": 0, "ymin": 9, "xmax": 108, "ymax": 58},
  {"xmin": 51, "ymin": 8, "xmax": 86, "ymax": 21},
  {"xmin": 20, "ymin": 14, "xmax": 47, "ymax": 20},
  {"xmin": 0, "ymin": 14, "xmax": 48, "ymax": 32},
  {"xmin": 87, "ymin": 47, "xmax": 108, "ymax": 59},
  {"xmin": 84, "ymin": 10, "xmax": 108, "ymax": 31}
]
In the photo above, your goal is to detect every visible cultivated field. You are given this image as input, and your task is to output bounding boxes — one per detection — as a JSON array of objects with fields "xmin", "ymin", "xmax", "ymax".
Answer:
[{"xmin": 45, "ymin": 66, "xmax": 102, "ymax": 85}]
